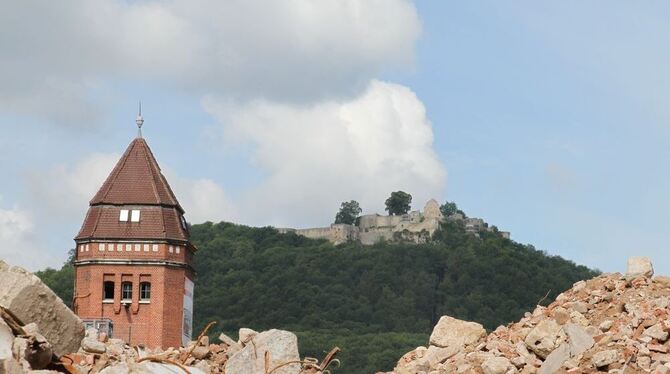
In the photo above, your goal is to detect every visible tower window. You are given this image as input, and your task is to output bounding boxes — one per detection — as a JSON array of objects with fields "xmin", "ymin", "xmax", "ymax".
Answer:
[
  {"xmin": 119, "ymin": 210, "xmax": 129, "ymax": 222},
  {"xmin": 131, "ymin": 210, "xmax": 140, "ymax": 222},
  {"xmin": 121, "ymin": 282, "xmax": 132, "ymax": 301},
  {"xmin": 140, "ymin": 282, "xmax": 151, "ymax": 301},
  {"xmin": 103, "ymin": 281, "xmax": 115, "ymax": 301},
  {"xmin": 99, "ymin": 243, "xmax": 105, "ymax": 251}
]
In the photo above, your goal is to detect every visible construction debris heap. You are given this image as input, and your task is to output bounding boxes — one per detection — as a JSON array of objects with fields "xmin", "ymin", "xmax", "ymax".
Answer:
[
  {"xmin": 386, "ymin": 256, "xmax": 669, "ymax": 374},
  {"xmin": 0, "ymin": 260, "xmax": 338, "ymax": 374},
  {"xmin": 3, "ymin": 255, "xmax": 669, "ymax": 373}
]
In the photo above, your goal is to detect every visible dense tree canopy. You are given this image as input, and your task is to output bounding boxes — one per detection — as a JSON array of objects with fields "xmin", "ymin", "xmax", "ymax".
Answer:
[
  {"xmin": 385, "ymin": 191, "xmax": 412, "ymax": 216},
  {"xmin": 189, "ymin": 220, "xmax": 597, "ymax": 373},
  {"xmin": 35, "ymin": 219, "xmax": 597, "ymax": 374},
  {"xmin": 334, "ymin": 200, "xmax": 362, "ymax": 225}
]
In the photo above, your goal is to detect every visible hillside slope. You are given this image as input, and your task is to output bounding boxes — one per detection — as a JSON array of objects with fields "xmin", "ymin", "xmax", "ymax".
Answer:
[{"xmin": 190, "ymin": 220, "xmax": 598, "ymax": 373}]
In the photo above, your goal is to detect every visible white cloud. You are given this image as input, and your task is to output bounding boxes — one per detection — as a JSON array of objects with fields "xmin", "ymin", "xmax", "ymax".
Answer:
[
  {"xmin": 164, "ymin": 172, "xmax": 238, "ymax": 225},
  {"xmin": 204, "ymin": 80, "xmax": 446, "ymax": 227},
  {"xmin": 26, "ymin": 153, "xmax": 121, "ymax": 221},
  {"xmin": 0, "ymin": 0, "xmax": 420, "ymax": 125},
  {"xmin": 0, "ymin": 203, "xmax": 39, "ymax": 270}
]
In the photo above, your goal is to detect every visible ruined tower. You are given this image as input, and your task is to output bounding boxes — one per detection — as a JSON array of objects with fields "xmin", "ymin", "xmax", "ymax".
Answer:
[{"xmin": 73, "ymin": 114, "xmax": 195, "ymax": 348}]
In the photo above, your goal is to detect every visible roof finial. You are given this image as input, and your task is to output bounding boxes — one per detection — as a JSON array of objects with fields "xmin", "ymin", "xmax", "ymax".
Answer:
[{"xmin": 135, "ymin": 101, "xmax": 144, "ymax": 138}]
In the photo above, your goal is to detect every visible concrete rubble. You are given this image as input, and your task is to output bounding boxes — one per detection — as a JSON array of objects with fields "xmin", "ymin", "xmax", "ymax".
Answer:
[
  {"xmin": 0, "ymin": 261, "xmax": 85, "ymax": 356},
  {"xmin": 7, "ymin": 253, "xmax": 670, "ymax": 373},
  {"xmin": 386, "ymin": 256, "xmax": 670, "ymax": 374},
  {"xmin": 0, "ymin": 261, "xmax": 337, "ymax": 374}
]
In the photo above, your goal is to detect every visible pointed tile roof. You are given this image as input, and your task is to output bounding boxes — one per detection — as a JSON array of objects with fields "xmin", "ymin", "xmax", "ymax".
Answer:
[
  {"xmin": 75, "ymin": 137, "xmax": 191, "ymax": 242},
  {"xmin": 90, "ymin": 138, "xmax": 182, "ymax": 211}
]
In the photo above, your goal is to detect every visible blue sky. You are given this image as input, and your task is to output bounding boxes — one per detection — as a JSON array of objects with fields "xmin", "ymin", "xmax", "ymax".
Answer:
[{"xmin": 0, "ymin": 1, "xmax": 668, "ymax": 274}]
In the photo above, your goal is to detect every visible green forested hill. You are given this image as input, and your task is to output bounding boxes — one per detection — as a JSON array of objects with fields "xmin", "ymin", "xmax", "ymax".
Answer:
[
  {"xmin": 36, "ymin": 219, "xmax": 597, "ymax": 373},
  {"xmin": 189, "ymin": 220, "xmax": 597, "ymax": 373}
]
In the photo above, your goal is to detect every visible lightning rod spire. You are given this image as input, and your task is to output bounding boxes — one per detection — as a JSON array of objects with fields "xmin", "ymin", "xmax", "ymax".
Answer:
[{"xmin": 135, "ymin": 101, "xmax": 144, "ymax": 138}]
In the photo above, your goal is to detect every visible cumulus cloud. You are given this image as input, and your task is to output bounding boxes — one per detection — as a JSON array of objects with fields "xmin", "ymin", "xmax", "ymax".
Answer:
[
  {"xmin": 0, "ymin": 203, "xmax": 38, "ymax": 269},
  {"xmin": 0, "ymin": 0, "xmax": 420, "ymax": 125},
  {"xmin": 204, "ymin": 80, "xmax": 446, "ymax": 227},
  {"xmin": 26, "ymin": 153, "xmax": 121, "ymax": 221},
  {"xmin": 164, "ymin": 172, "xmax": 238, "ymax": 224}
]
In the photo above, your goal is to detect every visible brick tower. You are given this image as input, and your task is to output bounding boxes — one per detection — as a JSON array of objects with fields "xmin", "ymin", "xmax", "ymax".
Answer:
[{"xmin": 73, "ymin": 115, "xmax": 195, "ymax": 348}]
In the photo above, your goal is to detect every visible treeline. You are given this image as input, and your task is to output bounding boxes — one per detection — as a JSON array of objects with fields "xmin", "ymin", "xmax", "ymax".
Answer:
[
  {"xmin": 36, "ymin": 219, "xmax": 597, "ymax": 373},
  {"xmin": 189, "ymin": 220, "xmax": 597, "ymax": 373}
]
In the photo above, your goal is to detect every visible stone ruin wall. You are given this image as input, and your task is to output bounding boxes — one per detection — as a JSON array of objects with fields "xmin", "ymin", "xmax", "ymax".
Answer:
[{"xmin": 279, "ymin": 199, "xmax": 510, "ymax": 245}]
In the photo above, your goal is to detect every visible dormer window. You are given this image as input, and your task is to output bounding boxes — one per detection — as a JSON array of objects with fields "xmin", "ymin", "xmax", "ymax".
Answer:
[
  {"xmin": 131, "ymin": 210, "xmax": 140, "ymax": 222},
  {"xmin": 119, "ymin": 210, "xmax": 129, "ymax": 221}
]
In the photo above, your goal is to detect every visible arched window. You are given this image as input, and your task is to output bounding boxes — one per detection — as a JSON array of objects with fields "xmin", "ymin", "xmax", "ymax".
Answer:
[
  {"xmin": 121, "ymin": 282, "xmax": 132, "ymax": 301},
  {"xmin": 140, "ymin": 282, "xmax": 151, "ymax": 301},
  {"xmin": 103, "ymin": 281, "xmax": 114, "ymax": 301}
]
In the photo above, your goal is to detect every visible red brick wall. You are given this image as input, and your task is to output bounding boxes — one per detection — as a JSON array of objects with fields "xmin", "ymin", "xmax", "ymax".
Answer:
[
  {"xmin": 76, "ymin": 242, "xmax": 191, "ymax": 263},
  {"xmin": 75, "ymin": 262, "xmax": 194, "ymax": 348}
]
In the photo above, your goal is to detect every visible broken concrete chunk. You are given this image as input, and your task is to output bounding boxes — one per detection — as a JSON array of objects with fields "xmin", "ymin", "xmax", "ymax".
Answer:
[
  {"xmin": 539, "ymin": 343, "xmax": 570, "ymax": 374},
  {"xmin": 0, "ymin": 261, "xmax": 84, "ymax": 356},
  {"xmin": 238, "ymin": 328, "xmax": 258, "ymax": 345},
  {"xmin": 591, "ymin": 349, "xmax": 619, "ymax": 367},
  {"xmin": 429, "ymin": 316, "xmax": 486, "ymax": 349},
  {"xmin": 564, "ymin": 323, "xmax": 594, "ymax": 356},
  {"xmin": 218, "ymin": 332, "xmax": 237, "ymax": 346},
  {"xmin": 626, "ymin": 256, "xmax": 654, "ymax": 278},
  {"xmin": 481, "ymin": 356, "xmax": 511, "ymax": 374},
  {"xmin": 81, "ymin": 337, "xmax": 106, "ymax": 354},
  {"xmin": 599, "ymin": 320, "xmax": 613, "ymax": 331},
  {"xmin": 0, "ymin": 319, "xmax": 12, "ymax": 361},
  {"xmin": 191, "ymin": 345, "xmax": 210, "ymax": 360},
  {"xmin": 524, "ymin": 319, "xmax": 565, "ymax": 359},
  {"xmin": 225, "ymin": 329, "xmax": 300, "ymax": 374},
  {"xmin": 644, "ymin": 323, "xmax": 669, "ymax": 342}
]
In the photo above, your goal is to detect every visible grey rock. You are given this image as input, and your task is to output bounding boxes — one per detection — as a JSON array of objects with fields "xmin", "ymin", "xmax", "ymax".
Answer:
[
  {"xmin": 591, "ymin": 349, "xmax": 618, "ymax": 367},
  {"xmin": 429, "ymin": 316, "xmax": 486, "ymax": 349},
  {"xmin": 21, "ymin": 332, "xmax": 53, "ymax": 370},
  {"xmin": 81, "ymin": 337, "xmax": 106, "ymax": 354},
  {"xmin": 0, "ymin": 358, "xmax": 23, "ymax": 374},
  {"xmin": 570, "ymin": 302, "xmax": 589, "ymax": 314},
  {"xmin": 99, "ymin": 362, "xmax": 206, "ymax": 374},
  {"xmin": 644, "ymin": 323, "xmax": 669, "ymax": 342},
  {"xmin": 0, "ymin": 318, "xmax": 12, "ymax": 360},
  {"xmin": 564, "ymin": 323, "xmax": 594, "ymax": 356},
  {"xmin": 423, "ymin": 345, "xmax": 460, "ymax": 367},
  {"xmin": 238, "ymin": 328, "xmax": 258, "ymax": 345},
  {"xmin": 191, "ymin": 346, "xmax": 210, "ymax": 360},
  {"xmin": 226, "ymin": 329, "xmax": 300, "ymax": 374},
  {"xmin": 524, "ymin": 319, "xmax": 565, "ymax": 359},
  {"xmin": 0, "ymin": 261, "xmax": 85, "ymax": 356},
  {"xmin": 626, "ymin": 256, "xmax": 654, "ymax": 278},
  {"xmin": 481, "ymin": 357, "xmax": 511, "ymax": 374},
  {"xmin": 219, "ymin": 332, "xmax": 237, "ymax": 346},
  {"xmin": 539, "ymin": 343, "xmax": 569, "ymax": 374}
]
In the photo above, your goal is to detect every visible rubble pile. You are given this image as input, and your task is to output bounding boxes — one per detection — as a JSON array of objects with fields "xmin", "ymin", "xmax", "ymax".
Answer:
[
  {"xmin": 61, "ymin": 326, "xmax": 308, "ymax": 374},
  {"xmin": 388, "ymin": 256, "xmax": 670, "ymax": 374},
  {"xmin": 0, "ymin": 260, "xmax": 337, "ymax": 374}
]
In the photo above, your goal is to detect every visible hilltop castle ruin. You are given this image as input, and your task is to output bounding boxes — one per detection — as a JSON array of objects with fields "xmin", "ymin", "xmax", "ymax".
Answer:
[{"xmin": 281, "ymin": 199, "xmax": 510, "ymax": 245}]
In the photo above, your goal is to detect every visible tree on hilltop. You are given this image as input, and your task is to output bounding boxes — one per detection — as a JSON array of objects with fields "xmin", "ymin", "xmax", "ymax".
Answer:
[
  {"xmin": 440, "ymin": 201, "xmax": 468, "ymax": 217},
  {"xmin": 385, "ymin": 191, "xmax": 412, "ymax": 216},
  {"xmin": 335, "ymin": 200, "xmax": 362, "ymax": 225}
]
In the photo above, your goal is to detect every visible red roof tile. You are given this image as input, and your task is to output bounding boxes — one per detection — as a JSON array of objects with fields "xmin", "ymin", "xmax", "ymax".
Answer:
[
  {"xmin": 90, "ymin": 138, "xmax": 182, "ymax": 210},
  {"xmin": 75, "ymin": 137, "xmax": 191, "ymax": 242},
  {"xmin": 75, "ymin": 205, "xmax": 189, "ymax": 241}
]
